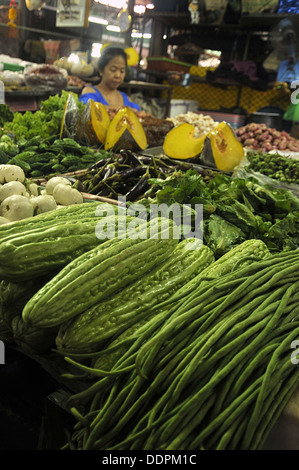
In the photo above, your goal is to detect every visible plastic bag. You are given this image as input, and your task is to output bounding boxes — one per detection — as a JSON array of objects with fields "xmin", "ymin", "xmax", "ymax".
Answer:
[
  {"xmin": 234, "ymin": 167, "xmax": 299, "ymax": 198},
  {"xmin": 0, "ymin": 70, "xmax": 25, "ymax": 87},
  {"xmin": 283, "ymin": 102, "xmax": 299, "ymax": 122},
  {"xmin": 24, "ymin": 64, "xmax": 68, "ymax": 91},
  {"xmin": 60, "ymin": 93, "xmax": 81, "ymax": 139}
]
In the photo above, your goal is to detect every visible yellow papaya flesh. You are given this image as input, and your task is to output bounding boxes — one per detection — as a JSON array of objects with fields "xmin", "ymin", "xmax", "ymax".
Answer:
[
  {"xmin": 163, "ymin": 120, "xmax": 244, "ymax": 171},
  {"xmin": 75, "ymin": 99, "xmax": 111, "ymax": 146},
  {"xmin": 104, "ymin": 107, "xmax": 147, "ymax": 151},
  {"xmin": 163, "ymin": 122, "xmax": 206, "ymax": 160},
  {"xmin": 201, "ymin": 122, "xmax": 244, "ymax": 171},
  {"xmin": 91, "ymin": 101, "xmax": 111, "ymax": 144}
]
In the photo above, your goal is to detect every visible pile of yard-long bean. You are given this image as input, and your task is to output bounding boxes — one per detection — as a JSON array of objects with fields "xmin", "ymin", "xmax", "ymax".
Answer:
[
  {"xmin": 61, "ymin": 249, "xmax": 299, "ymax": 450},
  {"xmin": 72, "ymin": 149, "xmax": 218, "ymax": 201}
]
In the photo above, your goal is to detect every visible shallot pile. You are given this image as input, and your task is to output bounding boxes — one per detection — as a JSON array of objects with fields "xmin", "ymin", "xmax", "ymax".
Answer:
[{"xmin": 236, "ymin": 123, "xmax": 299, "ymax": 152}]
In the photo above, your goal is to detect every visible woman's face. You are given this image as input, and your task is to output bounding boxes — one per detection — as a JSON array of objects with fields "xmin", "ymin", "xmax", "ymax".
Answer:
[{"xmin": 100, "ymin": 55, "xmax": 126, "ymax": 90}]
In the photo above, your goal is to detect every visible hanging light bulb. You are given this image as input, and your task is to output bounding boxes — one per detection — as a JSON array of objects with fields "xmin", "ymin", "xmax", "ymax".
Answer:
[{"xmin": 25, "ymin": 0, "xmax": 47, "ymax": 11}]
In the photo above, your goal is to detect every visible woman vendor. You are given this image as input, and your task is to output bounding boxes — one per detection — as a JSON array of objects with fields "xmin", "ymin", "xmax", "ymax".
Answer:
[{"xmin": 79, "ymin": 46, "xmax": 141, "ymax": 111}]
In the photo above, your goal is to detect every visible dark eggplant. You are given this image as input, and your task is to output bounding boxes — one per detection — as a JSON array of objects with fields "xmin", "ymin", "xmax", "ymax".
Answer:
[
  {"xmin": 102, "ymin": 164, "xmax": 117, "ymax": 181},
  {"xmin": 125, "ymin": 175, "xmax": 150, "ymax": 201},
  {"xmin": 114, "ymin": 166, "xmax": 147, "ymax": 180},
  {"xmin": 88, "ymin": 158, "xmax": 111, "ymax": 171},
  {"xmin": 119, "ymin": 149, "xmax": 143, "ymax": 167}
]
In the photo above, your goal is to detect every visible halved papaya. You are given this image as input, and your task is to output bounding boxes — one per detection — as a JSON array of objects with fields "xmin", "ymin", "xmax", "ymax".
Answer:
[
  {"xmin": 200, "ymin": 122, "xmax": 244, "ymax": 171},
  {"xmin": 91, "ymin": 101, "xmax": 111, "ymax": 144},
  {"xmin": 104, "ymin": 107, "xmax": 147, "ymax": 151},
  {"xmin": 76, "ymin": 99, "xmax": 111, "ymax": 147},
  {"xmin": 163, "ymin": 122, "xmax": 206, "ymax": 160}
]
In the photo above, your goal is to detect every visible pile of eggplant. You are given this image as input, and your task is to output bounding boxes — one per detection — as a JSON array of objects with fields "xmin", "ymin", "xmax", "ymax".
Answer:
[{"xmin": 72, "ymin": 150, "xmax": 219, "ymax": 202}]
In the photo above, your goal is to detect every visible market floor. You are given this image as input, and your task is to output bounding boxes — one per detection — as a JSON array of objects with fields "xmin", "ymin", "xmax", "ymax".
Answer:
[{"xmin": 0, "ymin": 348, "xmax": 74, "ymax": 450}]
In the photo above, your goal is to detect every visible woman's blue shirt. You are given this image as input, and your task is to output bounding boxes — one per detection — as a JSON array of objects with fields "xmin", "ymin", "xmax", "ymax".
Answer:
[{"xmin": 79, "ymin": 86, "xmax": 140, "ymax": 111}]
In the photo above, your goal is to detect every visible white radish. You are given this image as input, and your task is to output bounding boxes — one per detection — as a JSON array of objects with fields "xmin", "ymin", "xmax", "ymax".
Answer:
[
  {"xmin": 0, "ymin": 164, "xmax": 25, "ymax": 183},
  {"xmin": 0, "ymin": 194, "xmax": 34, "ymax": 221},
  {"xmin": 0, "ymin": 181, "xmax": 27, "ymax": 203},
  {"xmin": 30, "ymin": 195, "xmax": 57, "ymax": 214},
  {"xmin": 52, "ymin": 184, "xmax": 83, "ymax": 205},
  {"xmin": 46, "ymin": 176, "xmax": 72, "ymax": 195}
]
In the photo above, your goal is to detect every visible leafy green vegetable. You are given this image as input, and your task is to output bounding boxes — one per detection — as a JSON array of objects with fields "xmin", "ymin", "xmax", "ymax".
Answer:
[
  {"xmin": 149, "ymin": 169, "xmax": 299, "ymax": 255},
  {"xmin": 216, "ymin": 201, "xmax": 257, "ymax": 235},
  {"xmin": 204, "ymin": 214, "xmax": 245, "ymax": 256},
  {"xmin": 2, "ymin": 91, "xmax": 84, "ymax": 141},
  {"xmin": 0, "ymin": 134, "xmax": 13, "ymax": 144},
  {"xmin": 0, "ymin": 148, "xmax": 9, "ymax": 164},
  {"xmin": 0, "ymin": 104, "xmax": 13, "ymax": 127},
  {"xmin": 4, "ymin": 134, "xmax": 113, "ymax": 178},
  {"xmin": 7, "ymin": 157, "xmax": 31, "ymax": 172}
]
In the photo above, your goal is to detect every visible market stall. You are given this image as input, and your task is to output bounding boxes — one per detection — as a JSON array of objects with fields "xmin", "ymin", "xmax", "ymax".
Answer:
[{"xmin": 0, "ymin": 0, "xmax": 299, "ymax": 454}]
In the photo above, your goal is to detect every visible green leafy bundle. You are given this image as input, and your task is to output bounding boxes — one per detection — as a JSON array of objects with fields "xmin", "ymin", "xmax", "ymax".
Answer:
[
  {"xmin": 0, "ymin": 104, "xmax": 13, "ymax": 128},
  {"xmin": 5, "ymin": 135, "xmax": 112, "ymax": 178},
  {"xmin": 3, "ymin": 91, "xmax": 84, "ymax": 141},
  {"xmin": 146, "ymin": 169, "xmax": 299, "ymax": 256}
]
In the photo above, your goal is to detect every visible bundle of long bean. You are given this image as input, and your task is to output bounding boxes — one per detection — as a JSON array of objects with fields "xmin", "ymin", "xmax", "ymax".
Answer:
[{"xmin": 62, "ymin": 249, "xmax": 299, "ymax": 450}]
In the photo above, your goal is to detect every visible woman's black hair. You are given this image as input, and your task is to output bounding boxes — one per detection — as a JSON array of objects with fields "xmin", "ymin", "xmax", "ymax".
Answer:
[{"xmin": 98, "ymin": 46, "xmax": 127, "ymax": 72}]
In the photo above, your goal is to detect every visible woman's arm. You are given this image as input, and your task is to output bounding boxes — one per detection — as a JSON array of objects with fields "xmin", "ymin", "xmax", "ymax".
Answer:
[{"xmin": 80, "ymin": 86, "xmax": 97, "ymax": 95}]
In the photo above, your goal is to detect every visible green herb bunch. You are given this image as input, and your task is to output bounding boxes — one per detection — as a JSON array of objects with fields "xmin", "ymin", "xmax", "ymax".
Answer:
[{"xmin": 3, "ymin": 91, "xmax": 84, "ymax": 140}]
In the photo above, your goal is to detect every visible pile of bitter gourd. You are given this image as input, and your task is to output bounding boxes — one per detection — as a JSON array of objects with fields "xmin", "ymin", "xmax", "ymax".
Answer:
[
  {"xmin": 0, "ymin": 201, "xmax": 298, "ymax": 450},
  {"xmin": 61, "ymin": 249, "xmax": 299, "ymax": 451}
]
